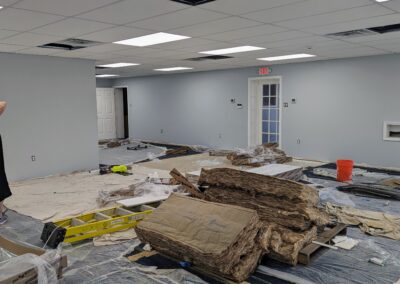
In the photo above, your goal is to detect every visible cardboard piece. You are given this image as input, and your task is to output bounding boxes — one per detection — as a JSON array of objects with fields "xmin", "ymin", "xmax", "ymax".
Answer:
[{"xmin": 0, "ymin": 235, "xmax": 67, "ymax": 284}]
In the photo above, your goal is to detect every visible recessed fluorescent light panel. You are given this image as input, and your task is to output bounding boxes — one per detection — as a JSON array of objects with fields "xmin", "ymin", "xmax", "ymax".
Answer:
[
  {"xmin": 375, "ymin": 0, "xmax": 390, "ymax": 2},
  {"xmin": 258, "ymin": 54, "xmax": 316, "ymax": 61},
  {"xmin": 154, "ymin": 67, "xmax": 193, "ymax": 72},
  {"xmin": 0, "ymin": 6, "xmax": 3, "ymax": 9},
  {"xmin": 200, "ymin": 46, "xmax": 265, "ymax": 55},
  {"xmin": 97, "ymin": 62, "xmax": 139, "ymax": 68},
  {"xmin": 96, "ymin": 74, "xmax": 119, "ymax": 78},
  {"xmin": 114, "ymin": 32, "xmax": 190, "ymax": 47}
]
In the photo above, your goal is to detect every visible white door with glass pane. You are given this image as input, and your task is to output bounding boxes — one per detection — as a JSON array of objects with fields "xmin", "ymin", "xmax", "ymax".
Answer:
[
  {"xmin": 248, "ymin": 77, "xmax": 281, "ymax": 147},
  {"xmin": 261, "ymin": 82, "xmax": 280, "ymax": 144}
]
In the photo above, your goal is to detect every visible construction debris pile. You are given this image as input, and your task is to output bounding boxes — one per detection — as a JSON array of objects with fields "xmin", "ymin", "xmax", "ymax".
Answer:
[
  {"xmin": 197, "ymin": 168, "xmax": 329, "ymax": 265},
  {"xmin": 211, "ymin": 143, "xmax": 292, "ymax": 167},
  {"xmin": 138, "ymin": 167, "xmax": 329, "ymax": 280},
  {"xmin": 136, "ymin": 194, "xmax": 264, "ymax": 282}
]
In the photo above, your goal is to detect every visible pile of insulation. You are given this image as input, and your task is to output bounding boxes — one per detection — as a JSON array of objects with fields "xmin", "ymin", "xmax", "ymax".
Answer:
[
  {"xmin": 136, "ymin": 194, "xmax": 264, "ymax": 282},
  {"xmin": 198, "ymin": 168, "xmax": 329, "ymax": 265},
  {"xmin": 226, "ymin": 143, "xmax": 292, "ymax": 167}
]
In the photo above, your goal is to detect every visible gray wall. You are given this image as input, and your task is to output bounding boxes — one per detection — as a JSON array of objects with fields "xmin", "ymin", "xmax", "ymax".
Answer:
[
  {"xmin": 113, "ymin": 54, "xmax": 400, "ymax": 168},
  {"xmin": 96, "ymin": 78, "xmax": 114, "ymax": 88},
  {"xmin": 0, "ymin": 53, "xmax": 99, "ymax": 181}
]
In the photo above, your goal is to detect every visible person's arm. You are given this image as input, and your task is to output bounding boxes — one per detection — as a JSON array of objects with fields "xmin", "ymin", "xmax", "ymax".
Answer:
[{"xmin": 0, "ymin": 101, "xmax": 7, "ymax": 116}]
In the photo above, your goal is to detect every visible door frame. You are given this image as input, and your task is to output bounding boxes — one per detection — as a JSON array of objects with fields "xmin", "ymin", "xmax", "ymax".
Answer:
[{"xmin": 248, "ymin": 76, "xmax": 283, "ymax": 148}]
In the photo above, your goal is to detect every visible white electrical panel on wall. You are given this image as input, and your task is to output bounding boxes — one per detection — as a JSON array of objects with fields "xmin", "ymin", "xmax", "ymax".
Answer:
[{"xmin": 383, "ymin": 121, "xmax": 400, "ymax": 142}]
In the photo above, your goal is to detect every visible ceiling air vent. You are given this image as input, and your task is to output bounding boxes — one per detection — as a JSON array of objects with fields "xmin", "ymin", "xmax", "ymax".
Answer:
[
  {"xmin": 327, "ymin": 23, "xmax": 400, "ymax": 39},
  {"xmin": 327, "ymin": 29, "xmax": 377, "ymax": 39},
  {"xmin": 369, "ymin": 23, "xmax": 400, "ymax": 34},
  {"xmin": 186, "ymin": 55, "xmax": 233, "ymax": 61},
  {"xmin": 170, "ymin": 0, "xmax": 215, "ymax": 5},
  {"xmin": 38, "ymin": 38, "xmax": 101, "ymax": 51}
]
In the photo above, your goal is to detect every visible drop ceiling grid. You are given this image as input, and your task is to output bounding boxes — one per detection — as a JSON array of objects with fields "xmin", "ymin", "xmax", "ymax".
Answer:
[{"xmin": 0, "ymin": 0, "xmax": 396, "ymax": 77}]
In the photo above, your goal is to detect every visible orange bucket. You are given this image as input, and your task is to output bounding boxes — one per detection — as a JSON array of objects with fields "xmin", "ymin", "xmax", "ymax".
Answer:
[{"xmin": 336, "ymin": 160, "xmax": 354, "ymax": 182}]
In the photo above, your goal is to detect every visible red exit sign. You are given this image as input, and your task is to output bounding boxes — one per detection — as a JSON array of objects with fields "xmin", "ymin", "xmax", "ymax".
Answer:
[{"xmin": 259, "ymin": 67, "xmax": 272, "ymax": 75}]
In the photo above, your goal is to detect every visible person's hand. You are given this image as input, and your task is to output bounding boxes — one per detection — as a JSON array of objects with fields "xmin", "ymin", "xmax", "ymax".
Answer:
[{"xmin": 0, "ymin": 101, "xmax": 7, "ymax": 116}]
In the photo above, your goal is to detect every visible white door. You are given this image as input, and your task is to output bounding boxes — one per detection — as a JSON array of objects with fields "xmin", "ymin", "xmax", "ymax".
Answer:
[
  {"xmin": 248, "ymin": 77, "xmax": 282, "ymax": 147},
  {"xmin": 96, "ymin": 88, "xmax": 116, "ymax": 140}
]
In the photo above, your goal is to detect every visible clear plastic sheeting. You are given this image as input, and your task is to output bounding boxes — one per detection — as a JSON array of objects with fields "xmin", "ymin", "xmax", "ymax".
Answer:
[
  {"xmin": 0, "ymin": 253, "xmax": 57, "ymax": 284},
  {"xmin": 319, "ymin": 187, "xmax": 355, "ymax": 207},
  {"xmin": 195, "ymin": 159, "xmax": 223, "ymax": 167},
  {"xmin": 188, "ymin": 145, "xmax": 209, "ymax": 153},
  {"xmin": 99, "ymin": 143, "xmax": 166, "ymax": 166},
  {"xmin": 262, "ymin": 227, "xmax": 400, "ymax": 284},
  {"xmin": 60, "ymin": 240, "xmax": 206, "ymax": 284},
  {"xmin": 130, "ymin": 182, "xmax": 184, "ymax": 198},
  {"xmin": 0, "ymin": 247, "xmax": 15, "ymax": 262}
]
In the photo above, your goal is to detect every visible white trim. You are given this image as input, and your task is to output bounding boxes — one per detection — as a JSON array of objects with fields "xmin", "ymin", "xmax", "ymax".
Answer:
[{"xmin": 248, "ymin": 76, "xmax": 283, "ymax": 148}]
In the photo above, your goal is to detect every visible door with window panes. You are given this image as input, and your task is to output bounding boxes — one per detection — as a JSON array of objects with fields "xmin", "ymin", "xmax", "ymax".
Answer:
[{"xmin": 261, "ymin": 82, "xmax": 280, "ymax": 145}]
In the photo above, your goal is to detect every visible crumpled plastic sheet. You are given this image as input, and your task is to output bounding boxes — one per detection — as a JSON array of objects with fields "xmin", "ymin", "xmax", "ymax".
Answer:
[
  {"xmin": 188, "ymin": 145, "xmax": 209, "ymax": 153},
  {"xmin": 61, "ymin": 241, "xmax": 206, "ymax": 284},
  {"xmin": 99, "ymin": 143, "xmax": 166, "ymax": 165},
  {"xmin": 309, "ymin": 176, "xmax": 400, "ymax": 216},
  {"xmin": 319, "ymin": 187, "xmax": 356, "ymax": 207},
  {"xmin": 0, "ymin": 248, "xmax": 61, "ymax": 284},
  {"xmin": 98, "ymin": 180, "xmax": 184, "ymax": 207},
  {"xmin": 130, "ymin": 182, "xmax": 184, "ymax": 198},
  {"xmin": 262, "ymin": 227, "xmax": 400, "ymax": 284},
  {"xmin": 0, "ymin": 247, "xmax": 16, "ymax": 262},
  {"xmin": 195, "ymin": 159, "xmax": 223, "ymax": 167}
]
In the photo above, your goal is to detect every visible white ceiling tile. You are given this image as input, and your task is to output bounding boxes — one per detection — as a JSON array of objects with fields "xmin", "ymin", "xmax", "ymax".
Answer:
[
  {"xmin": 170, "ymin": 17, "xmax": 261, "ymax": 37},
  {"xmin": 112, "ymin": 46, "xmax": 165, "ymax": 56},
  {"xmin": 202, "ymin": 24, "xmax": 287, "ymax": 41},
  {"xmin": 310, "ymin": 46, "xmax": 385, "ymax": 57},
  {"xmin": 128, "ymin": 7, "xmax": 227, "ymax": 31},
  {"xmin": 0, "ymin": 0, "xmax": 19, "ymax": 6},
  {"xmin": 1, "ymin": 32, "xmax": 64, "ymax": 46},
  {"xmin": 0, "ymin": 29, "xmax": 19, "ymax": 39},
  {"xmin": 302, "ymin": 13, "xmax": 400, "ymax": 35},
  {"xmin": 79, "ymin": 26, "xmax": 151, "ymax": 43},
  {"xmin": 200, "ymin": 0, "xmax": 305, "ymax": 15},
  {"xmin": 0, "ymin": 43, "xmax": 27, "ymax": 52},
  {"xmin": 83, "ymin": 43, "xmax": 131, "ymax": 53},
  {"xmin": 0, "ymin": 8, "xmax": 63, "ymax": 31},
  {"xmin": 13, "ymin": 0, "xmax": 119, "ymax": 17},
  {"xmin": 260, "ymin": 36, "xmax": 332, "ymax": 49},
  {"xmin": 379, "ymin": 1, "xmax": 400, "ymax": 13},
  {"xmin": 31, "ymin": 18, "xmax": 113, "ymax": 37},
  {"xmin": 277, "ymin": 4, "xmax": 394, "ymax": 29},
  {"xmin": 346, "ymin": 30, "xmax": 400, "ymax": 43},
  {"xmin": 17, "ymin": 46, "xmax": 63, "ymax": 55},
  {"xmin": 78, "ymin": 0, "xmax": 186, "ymax": 25},
  {"xmin": 362, "ymin": 37, "xmax": 400, "ymax": 47},
  {"xmin": 174, "ymin": 41, "xmax": 241, "ymax": 53},
  {"xmin": 153, "ymin": 38, "xmax": 224, "ymax": 50},
  {"xmin": 243, "ymin": 0, "xmax": 373, "ymax": 23},
  {"xmin": 233, "ymin": 30, "xmax": 310, "ymax": 45}
]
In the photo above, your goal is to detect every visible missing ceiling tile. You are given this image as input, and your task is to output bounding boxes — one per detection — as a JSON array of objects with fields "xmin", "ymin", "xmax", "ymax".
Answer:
[
  {"xmin": 170, "ymin": 0, "xmax": 216, "ymax": 6},
  {"xmin": 38, "ymin": 38, "xmax": 102, "ymax": 51},
  {"xmin": 186, "ymin": 55, "xmax": 233, "ymax": 61}
]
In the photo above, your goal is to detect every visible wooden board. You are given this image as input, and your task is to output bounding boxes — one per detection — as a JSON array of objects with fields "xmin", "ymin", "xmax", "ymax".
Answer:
[
  {"xmin": 298, "ymin": 224, "xmax": 347, "ymax": 265},
  {"xmin": 117, "ymin": 195, "xmax": 169, "ymax": 207}
]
